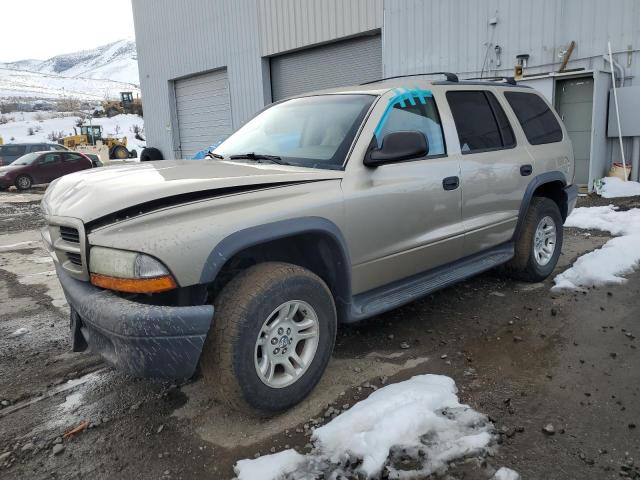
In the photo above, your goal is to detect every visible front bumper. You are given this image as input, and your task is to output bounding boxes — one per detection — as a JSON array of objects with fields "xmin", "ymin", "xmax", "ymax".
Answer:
[
  {"xmin": 56, "ymin": 264, "xmax": 214, "ymax": 378},
  {"xmin": 0, "ymin": 177, "xmax": 12, "ymax": 188}
]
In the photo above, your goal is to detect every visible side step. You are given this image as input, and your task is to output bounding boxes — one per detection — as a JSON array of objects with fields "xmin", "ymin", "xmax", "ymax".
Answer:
[{"xmin": 348, "ymin": 243, "xmax": 514, "ymax": 322}]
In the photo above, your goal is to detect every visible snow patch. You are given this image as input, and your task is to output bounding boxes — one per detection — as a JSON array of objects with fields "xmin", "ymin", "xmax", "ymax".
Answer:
[
  {"xmin": 235, "ymin": 449, "xmax": 306, "ymax": 480},
  {"xmin": 492, "ymin": 467, "xmax": 521, "ymax": 480},
  {"xmin": 9, "ymin": 327, "xmax": 29, "ymax": 338},
  {"xmin": 595, "ymin": 177, "xmax": 640, "ymax": 199},
  {"xmin": 234, "ymin": 375, "xmax": 496, "ymax": 480},
  {"xmin": 553, "ymin": 205, "xmax": 640, "ymax": 290}
]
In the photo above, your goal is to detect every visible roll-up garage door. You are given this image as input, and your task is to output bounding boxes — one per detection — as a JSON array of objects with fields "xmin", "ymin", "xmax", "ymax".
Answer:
[
  {"xmin": 174, "ymin": 69, "xmax": 233, "ymax": 158},
  {"xmin": 270, "ymin": 34, "xmax": 382, "ymax": 101}
]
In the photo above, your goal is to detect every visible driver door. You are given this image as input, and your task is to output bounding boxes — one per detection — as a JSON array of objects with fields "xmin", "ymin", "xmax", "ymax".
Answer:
[{"xmin": 342, "ymin": 91, "xmax": 464, "ymax": 295}]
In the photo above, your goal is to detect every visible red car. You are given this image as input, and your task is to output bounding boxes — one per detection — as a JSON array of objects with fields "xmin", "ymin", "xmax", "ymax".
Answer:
[{"xmin": 0, "ymin": 151, "xmax": 93, "ymax": 191}]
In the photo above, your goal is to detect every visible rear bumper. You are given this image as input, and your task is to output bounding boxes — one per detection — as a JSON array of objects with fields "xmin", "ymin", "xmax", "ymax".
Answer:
[
  {"xmin": 564, "ymin": 183, "xmax": 578, "ymax": 219},
  {"xmin": 56, "ymin": 264, "xmax": 214, "ymax": 378}
]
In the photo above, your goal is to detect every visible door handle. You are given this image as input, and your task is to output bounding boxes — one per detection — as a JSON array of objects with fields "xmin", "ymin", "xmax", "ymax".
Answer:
[
  {"xmin": 520, "ymin": 164, "xmax": 533, "ymax": 176},
  {"xmin": 442, "ymin": 176, "xmax": 459, "ymax": 191}
]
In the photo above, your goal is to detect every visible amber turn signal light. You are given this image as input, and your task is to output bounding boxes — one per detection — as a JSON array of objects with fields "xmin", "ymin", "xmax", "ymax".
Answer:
[{"xmin": 90, "ymin": 273, "xmax": 177, "ymax": 293}]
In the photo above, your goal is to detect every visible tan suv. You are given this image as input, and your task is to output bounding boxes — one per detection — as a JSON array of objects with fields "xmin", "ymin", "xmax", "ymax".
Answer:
[{"xmin": 42, "ymin": 73, "xmax": 577, "ymax": 414}]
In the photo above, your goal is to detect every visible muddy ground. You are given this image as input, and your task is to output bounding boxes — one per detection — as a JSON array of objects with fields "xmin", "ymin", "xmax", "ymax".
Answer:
[{"xmin": 0, "ymin": 190, "xmax": 638, "ymax": 479}]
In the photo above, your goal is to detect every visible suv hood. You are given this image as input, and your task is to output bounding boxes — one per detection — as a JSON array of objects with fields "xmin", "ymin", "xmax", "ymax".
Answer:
[{"xmin": 42, "ymin": 160, "xmax": 343, "ymax": 223}]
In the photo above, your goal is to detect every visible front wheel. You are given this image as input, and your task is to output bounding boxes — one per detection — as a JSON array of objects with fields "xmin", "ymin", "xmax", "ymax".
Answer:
[
  {"xmin": 200, "ymin": 262, "xmax": 337, "ymax": 415},
  {"xmin": 110, "ymin": 145, "xmax": 129, "ymax": 160},
  {"xmin": 506, "ymin": 197, "xmax": 563, "ymax": 282},
  {"xmin": 15, "ymin": 175, "xmax": 32, "ymax": 190}
]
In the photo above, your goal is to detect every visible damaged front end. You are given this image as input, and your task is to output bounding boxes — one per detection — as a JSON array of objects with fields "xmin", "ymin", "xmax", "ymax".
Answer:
[{"xmin": 42, "ymin": 217, "xmax": 214, "ymax": 378}]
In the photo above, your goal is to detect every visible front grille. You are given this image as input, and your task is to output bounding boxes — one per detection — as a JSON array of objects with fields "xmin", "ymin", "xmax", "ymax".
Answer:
[
  {"xmin": 66, "ymin": 252, "xmax": 83, "ymax": 266},
  {"xmin": 59, "ymin": 226, "xmax": 80, "ymax": 243}
]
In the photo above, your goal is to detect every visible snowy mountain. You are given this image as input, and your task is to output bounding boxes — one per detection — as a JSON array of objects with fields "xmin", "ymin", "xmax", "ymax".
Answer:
[
  {"xmin": 0, "ymin": 40, "xmax": 140, "ymax": 101},
  {"xmin": 1, "ymin": 40, "xmax": 139, "ymax": 85}
]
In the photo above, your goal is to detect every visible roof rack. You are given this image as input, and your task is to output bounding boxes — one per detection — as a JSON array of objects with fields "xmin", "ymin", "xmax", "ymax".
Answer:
[
  {"xmin": 360, "ymin": 72, "xmax": 459, "ymax": 85},
  {"xmin": 464, "ymin": 76, "xmax": 518, "ymax": 85}
]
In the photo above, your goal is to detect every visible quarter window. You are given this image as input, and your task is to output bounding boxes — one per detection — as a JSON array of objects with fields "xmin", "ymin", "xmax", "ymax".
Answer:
[
  {"xmin": 377, "ymin": 97, "xmax": 446, "ymax": 156},
  {"xmin": 504, "ymin": 92, "xmax": 563, "ymax": 145},
  {"xmin": 446, "ymin": 91, "xmax": 515, "ymax": 153}
]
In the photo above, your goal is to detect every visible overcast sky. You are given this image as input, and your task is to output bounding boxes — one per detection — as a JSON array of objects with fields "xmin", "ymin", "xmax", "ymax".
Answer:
[{"xmin": 1, "ymin": 0, "xmax": 135, "ymax": 62}]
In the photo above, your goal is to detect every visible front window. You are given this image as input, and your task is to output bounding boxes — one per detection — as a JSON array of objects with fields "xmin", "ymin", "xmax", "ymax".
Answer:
[{"xmin": 214, "ymin": 94, "xmax": 375, "ymax": 170}]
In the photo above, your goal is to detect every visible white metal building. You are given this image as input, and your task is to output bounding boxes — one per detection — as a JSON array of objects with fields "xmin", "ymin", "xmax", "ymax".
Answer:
[{"xmin": 132, "ymin": 0, "xmax": 640, "ymax": 189}]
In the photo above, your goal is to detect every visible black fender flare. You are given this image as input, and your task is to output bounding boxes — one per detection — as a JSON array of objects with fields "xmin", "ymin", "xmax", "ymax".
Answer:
[
  {"xmin": 199, "ymin": 216, "xmax": 352, "ymax": 314},
  {"xmin": 513, "ymin": 171, "xmax": 568, "ymax": 241}
]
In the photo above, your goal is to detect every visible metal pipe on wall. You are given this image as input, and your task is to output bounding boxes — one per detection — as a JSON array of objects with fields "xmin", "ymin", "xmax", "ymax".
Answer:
[{"xmin": 632, "ymin": 137, "xmax": 640, "ymax": 182}]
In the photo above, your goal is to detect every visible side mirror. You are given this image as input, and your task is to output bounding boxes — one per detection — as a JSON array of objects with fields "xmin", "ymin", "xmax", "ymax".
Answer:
[{"xmin": 364, "ymin": 131, "xmax": 429, "ymax": 167}]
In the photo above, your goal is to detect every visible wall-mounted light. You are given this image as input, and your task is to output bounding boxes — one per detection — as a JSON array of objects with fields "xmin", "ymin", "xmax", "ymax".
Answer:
[
  {"xmin": 494, "ymin": 45, "xmax": 502, "ymax": 67},
  {"xmin": 516, "ymin": 54, "xmax": 530, "ymax": 68}
]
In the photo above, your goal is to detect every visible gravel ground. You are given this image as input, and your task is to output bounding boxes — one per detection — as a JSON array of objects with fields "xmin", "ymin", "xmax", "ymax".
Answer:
[{"xmin": 0, "ymin": 190, "xmax": 638, "ymax": 479}]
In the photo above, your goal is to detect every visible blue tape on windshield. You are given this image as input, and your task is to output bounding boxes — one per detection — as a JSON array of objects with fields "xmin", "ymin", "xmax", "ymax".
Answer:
[{"xmin": 374, "ymin": 87, "xmax": 433, "ymax": 139}]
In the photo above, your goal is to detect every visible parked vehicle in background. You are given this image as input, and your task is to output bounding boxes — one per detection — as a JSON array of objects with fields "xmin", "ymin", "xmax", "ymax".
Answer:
[
  {"xmin": 42, "ymin": 74, "xmax": 576, "ymax": 414},
  {"xmin": 0, "ymin": 151, "xmax": 92, "ymax": 190},
  {"xmin": 0, "ymin": 143, "xmax": 68, "ymax": 166}
]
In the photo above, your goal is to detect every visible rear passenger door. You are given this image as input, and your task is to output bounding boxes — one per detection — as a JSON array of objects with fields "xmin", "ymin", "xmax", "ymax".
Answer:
[
  {"xmin": 446, "ymin": 89, "xmax": 531, "ymax": 254},
  {"xmin": 62, "ymin": 152, "xmax": 91, "ymax": 176}
]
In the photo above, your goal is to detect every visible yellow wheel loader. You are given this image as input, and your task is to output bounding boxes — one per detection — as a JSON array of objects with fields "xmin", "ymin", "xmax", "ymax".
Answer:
[
  {"xmin": 62, "ymin": 125, "xmax": 135, "ymax": 161},
  {"xmin": 98, "ymin": 92, "xmax": 143, "ymax": 118}
]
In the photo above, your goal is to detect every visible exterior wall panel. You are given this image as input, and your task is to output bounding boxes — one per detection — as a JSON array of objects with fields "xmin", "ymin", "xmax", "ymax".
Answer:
[
  {"xmin": 132, "ymin": 0, "xmax": 265, "ymax": 158},
  {"xmin": 258, "ymin": 0, "xmax": 383, "ymax": 56},
  {"xmin": 383, "ymin": 0, "xmax": 640, "ymax": 82}
]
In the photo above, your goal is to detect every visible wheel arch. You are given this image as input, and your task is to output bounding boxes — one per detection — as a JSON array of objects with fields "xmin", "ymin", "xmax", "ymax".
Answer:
[
  {"xmin": 514, "ymin": 172, "xmax": 569, "ymax": 241},
  {"xmin": 199, "ymin": 217, "xmax": 352, "ymax": 322}
]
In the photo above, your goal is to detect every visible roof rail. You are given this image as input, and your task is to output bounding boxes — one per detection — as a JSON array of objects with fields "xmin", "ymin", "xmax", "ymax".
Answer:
[
  {"xmin": 360, "ymin": 72, "xmax": 459, "ymax": 85},
  {"xmin": 464, "ymin": 76, "xmax": 518, "ymax": 85}
]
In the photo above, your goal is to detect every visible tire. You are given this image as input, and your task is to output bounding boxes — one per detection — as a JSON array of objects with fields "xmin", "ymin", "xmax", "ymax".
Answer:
[
  {"xmin": 129, "ymin": 149, "xmax": 137, "ymax": 159},
  {"xmin": 200, "ymin": 262, "xmax": 337, "ymax": 415},
  {"xmin": 110, "ymin": 145, "xmax": 129, "ymax": 160},
  {"xmin": 505, "ymin": 197, "xmax": 563, "ymax": 282},
  {"xmin": 139, "ymin": 147, "xmax": 163, "ymax": 162},
  {"xmin": 15, "ymin": 175, "xmax": 32, "ymax": 191}
]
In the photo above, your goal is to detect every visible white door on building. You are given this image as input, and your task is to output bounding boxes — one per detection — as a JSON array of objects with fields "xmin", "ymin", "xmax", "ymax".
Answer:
[
  {"xmin": 270, "ymin": 34, "xmax": 382, "ymax": 101},
  {"xmin": 174, "ymin": 69, "xmax": 233, "ymax": 158}
]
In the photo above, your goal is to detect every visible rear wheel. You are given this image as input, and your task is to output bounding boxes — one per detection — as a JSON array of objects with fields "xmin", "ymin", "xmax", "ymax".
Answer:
[
  {"xmin": 506, "ymin": 197, "xmax": 563, "ymax": 282},
  {"xmin": 199, "ymin": 262, "xmax": 337, "ymax": 415},
  {"xmin": 110, "ymin": 145, "xmax": 129, "ymax": 160},
  {"xmin": 15, "ymin": 175, "xmax": 32, "ymax": 190}
]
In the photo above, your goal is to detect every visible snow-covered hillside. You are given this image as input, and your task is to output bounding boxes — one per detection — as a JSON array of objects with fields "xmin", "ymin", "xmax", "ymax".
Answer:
[
  {"xmin": 1, "ymin": 40, "xmax": 139, "ymax": 85},
  {"xmin": 0, "ymin": 112, "xmax": 146, "ymax": 154},
  {"xmin": 0, "ymin": 40, "xmax": 139, "ymax": 101},
  {"xmin": 0, "ymin": 68, "xmax": 139, "ymax": 101}
]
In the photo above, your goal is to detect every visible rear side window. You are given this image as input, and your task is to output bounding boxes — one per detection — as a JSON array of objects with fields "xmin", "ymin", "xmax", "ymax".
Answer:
[
  {"xmin": 29, "ymin": 145, "xmax": 48, "ymax": 153},
  {"xmin": 63, "ymin": 152, "xmax": 84, "ymax": 162},
  {"xmin": 0, "ymin": 145, "xmax": 27, "ymax": 156},
  {"xmin": 504, "ymin": 92, "xmax": 563, "ymax": 145},
  {"xmin": 446, "ymin": 91, "xmax": 515, "ymax": 153},
  {"xmin": 377, "ymin": 97, "xmax": 446, "ymax": 156}
]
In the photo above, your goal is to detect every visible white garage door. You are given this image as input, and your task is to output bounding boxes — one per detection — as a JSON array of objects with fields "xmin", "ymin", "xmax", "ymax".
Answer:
[
  {"xmin": 270, "ymin": 35, "xmax": 382, "ymax": 101},
  {"xmin": 174, "ymin": 69, "xmax": 233, "ymax": 158}
]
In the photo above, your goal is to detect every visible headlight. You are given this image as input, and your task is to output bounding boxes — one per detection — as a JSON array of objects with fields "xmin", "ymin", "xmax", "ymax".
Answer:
[{"xmin": 89, "ymin": 246, "xmax": 176, "ymax": 293}]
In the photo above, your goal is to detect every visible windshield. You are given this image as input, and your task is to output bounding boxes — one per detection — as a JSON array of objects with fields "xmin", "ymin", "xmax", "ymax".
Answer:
[
  {"xmin": 214, "ymin": 94, "xmax": 375, "ymax": 170},
  {"xmin": 12, "ymin": 152, "xmax": 40, "ymax": 165}
]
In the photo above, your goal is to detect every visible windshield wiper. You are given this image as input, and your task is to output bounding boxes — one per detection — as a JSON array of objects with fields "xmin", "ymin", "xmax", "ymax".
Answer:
[
  {"xmin": 228, "ymin": 152, "xmax": 287, "ymax": 165},
  {"xmin": 205, "ymin": 152, "xmax": 224, "ymax": 159}
]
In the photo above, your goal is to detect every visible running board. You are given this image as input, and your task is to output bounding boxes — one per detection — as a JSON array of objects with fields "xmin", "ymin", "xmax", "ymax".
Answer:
[{"xmin": 348, "ymin": 243, "xmax": 514, "ymax": 322}]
